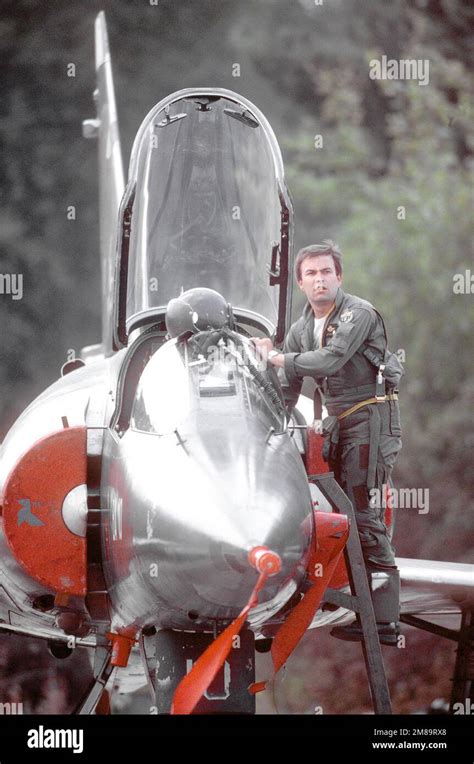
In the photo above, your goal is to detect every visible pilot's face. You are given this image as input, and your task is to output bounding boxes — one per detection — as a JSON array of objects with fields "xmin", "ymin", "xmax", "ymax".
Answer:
[{"xmin": 298, "ymin": 255, "xmax": 342, "ymax": 308}]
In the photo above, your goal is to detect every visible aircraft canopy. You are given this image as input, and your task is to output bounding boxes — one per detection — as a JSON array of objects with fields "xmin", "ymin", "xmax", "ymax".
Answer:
[{"xmin": 116, "ymin": 89, "xmax": 293, "ymax": 345}]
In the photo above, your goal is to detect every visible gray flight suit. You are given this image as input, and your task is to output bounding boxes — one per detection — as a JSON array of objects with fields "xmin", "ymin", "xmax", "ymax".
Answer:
[{"xmin": 281, "ymin": 287, "xmax": 402, "ymax": 623}]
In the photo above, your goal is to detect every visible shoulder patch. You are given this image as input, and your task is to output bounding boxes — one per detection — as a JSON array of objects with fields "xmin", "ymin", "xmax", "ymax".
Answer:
[{"xmin": 340, "ymin": 309, "xmax": 353, "ymax": 323}]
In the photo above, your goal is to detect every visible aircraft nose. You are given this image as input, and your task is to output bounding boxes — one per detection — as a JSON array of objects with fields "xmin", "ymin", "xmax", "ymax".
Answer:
[
  {"xmin": 248, "ymin": 545, "xmax": 282, "ymax": 576},
  {"xmin": 140, "ymin": 477, "xmax": 310, "ymax": 617},
  {"xmin": 104, "ymin": 425, "xmax": 313, "ymax": 626}
]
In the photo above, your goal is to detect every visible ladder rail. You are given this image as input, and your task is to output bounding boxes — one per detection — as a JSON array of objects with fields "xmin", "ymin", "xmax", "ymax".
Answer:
[{"xmin": 310, "ymin": 472, "xmax": 393, "ymax": 715}]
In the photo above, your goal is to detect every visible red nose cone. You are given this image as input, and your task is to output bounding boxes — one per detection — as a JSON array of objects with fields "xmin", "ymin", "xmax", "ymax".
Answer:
[{"xmin": 248, "ymin": 545, "xmax": 282, "ymax": 576}]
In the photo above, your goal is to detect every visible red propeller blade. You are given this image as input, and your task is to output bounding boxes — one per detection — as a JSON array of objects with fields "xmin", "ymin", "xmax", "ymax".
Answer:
[{"xmin": 170, "ymin": 546, "xmax": 281, "ymax": 715}]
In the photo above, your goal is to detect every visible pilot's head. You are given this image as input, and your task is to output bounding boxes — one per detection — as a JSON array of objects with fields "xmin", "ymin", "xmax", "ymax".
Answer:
[{"xmin": 294, "ymin": 240, "xmax": 343, "ymax": 309}]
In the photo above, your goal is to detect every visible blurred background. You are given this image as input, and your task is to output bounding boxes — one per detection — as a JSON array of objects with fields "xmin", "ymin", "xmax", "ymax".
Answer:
[{"xmin": 0, "ymin": 0, "xmax": 472, "ymax": 714}]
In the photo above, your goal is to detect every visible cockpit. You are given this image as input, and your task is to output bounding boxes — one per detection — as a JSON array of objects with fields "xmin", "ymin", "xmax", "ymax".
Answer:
[{"xmin": 130, "ymin": 330, "xmax": 286, "ymax": 437}]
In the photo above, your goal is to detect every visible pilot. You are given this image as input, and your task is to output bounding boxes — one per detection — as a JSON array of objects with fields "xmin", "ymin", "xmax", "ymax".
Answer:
[{"xmin": 252, "ymin": 240, "xmax": 403, "ymax": 646}]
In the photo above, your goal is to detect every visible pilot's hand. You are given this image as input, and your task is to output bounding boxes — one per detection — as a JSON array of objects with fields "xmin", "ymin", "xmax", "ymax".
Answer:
[{"xmin": 251, "ymin": 337, "xmax": 273, "ymax": 356}]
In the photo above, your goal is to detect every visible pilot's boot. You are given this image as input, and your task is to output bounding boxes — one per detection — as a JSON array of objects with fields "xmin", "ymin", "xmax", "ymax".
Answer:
[{"xmin": 330, "ymin": 567, "xmax": 400, "ymax": 647}]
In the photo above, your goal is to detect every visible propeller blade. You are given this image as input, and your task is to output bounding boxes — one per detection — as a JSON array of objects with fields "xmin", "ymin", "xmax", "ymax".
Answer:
[{"xmin": 171, "ymin": 546, "xmax": 281, "ymax": 715}]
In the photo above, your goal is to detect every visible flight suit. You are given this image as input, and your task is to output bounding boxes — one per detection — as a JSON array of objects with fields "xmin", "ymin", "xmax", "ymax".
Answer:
[{"xmin": 281, "ymin": 287, "xmax": 402, "ymax": 624}]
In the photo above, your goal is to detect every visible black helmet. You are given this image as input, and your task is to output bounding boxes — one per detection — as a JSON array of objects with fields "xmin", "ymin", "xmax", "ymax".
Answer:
[{"xmin": 166, "ymin": 287, "xmax": 232, "ymax": 338}]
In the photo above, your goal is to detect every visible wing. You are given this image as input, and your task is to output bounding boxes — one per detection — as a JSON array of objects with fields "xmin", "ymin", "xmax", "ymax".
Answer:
[{"xmin": 398, "ymin": 557, "xmax": 474, "ymax": 615}]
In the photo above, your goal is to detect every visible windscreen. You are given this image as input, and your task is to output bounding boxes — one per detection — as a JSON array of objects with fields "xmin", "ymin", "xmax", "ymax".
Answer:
[{"xmin": 126, "ymin": 95, "xmax": 283, "ymax": 334}]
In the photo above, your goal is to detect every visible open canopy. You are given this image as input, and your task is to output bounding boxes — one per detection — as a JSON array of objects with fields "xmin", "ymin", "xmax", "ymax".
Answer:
[{"xmin": 115, "ymin": 89, "xmax": 293, "ymax": 346}]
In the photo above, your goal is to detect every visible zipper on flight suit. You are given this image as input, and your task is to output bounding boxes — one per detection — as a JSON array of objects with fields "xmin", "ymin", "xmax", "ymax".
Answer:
[{"xmin": 319, "ymin": 301, "xmax": 337, "ymax": 349}]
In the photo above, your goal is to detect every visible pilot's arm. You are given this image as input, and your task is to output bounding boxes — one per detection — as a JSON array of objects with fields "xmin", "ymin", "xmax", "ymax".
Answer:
[
  {"xmin": 259, "ymin": 305, "xmax": 373, "ymax": 378},
  {"xmin": 276, "ymin": 323, "xmax": 305, "ymax": 413},
  {"xmin": 283, "ymin": 308, "xmax": 373, "ymax": 383},
  {"xmin": 253, "ymin": 308, "xmax": 374, "ymax": 411}
]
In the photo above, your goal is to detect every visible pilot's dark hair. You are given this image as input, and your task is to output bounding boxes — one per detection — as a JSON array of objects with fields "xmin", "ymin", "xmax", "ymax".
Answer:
[{"xmin": 294, "ymin": 240, "xmax": 343, "ymax": 281}]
